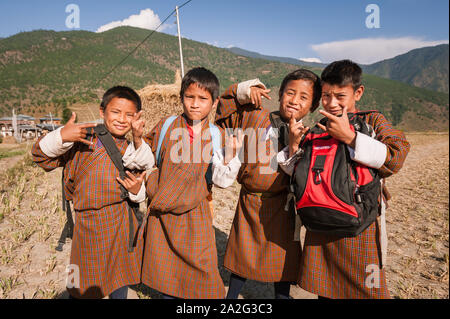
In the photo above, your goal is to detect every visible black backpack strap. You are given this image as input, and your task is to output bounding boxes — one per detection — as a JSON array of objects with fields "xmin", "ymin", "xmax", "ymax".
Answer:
[
  {"xmin": 56, "ymin": 168, "xmax": 75, "ymax": 251},
  {"xmin": 94, "ymin": 125, "xmax": 128, "ymax": 198},
  {"xmin": 94, "ymin": 124, "xmax": 142, "ymax": 253},
  {"xmin": 269, "ymin": 111, "xmax": 289, "ymax": 149}
]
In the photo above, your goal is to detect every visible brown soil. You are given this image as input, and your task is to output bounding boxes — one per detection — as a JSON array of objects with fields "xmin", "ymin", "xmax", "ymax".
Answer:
[{"xmin": 0, "ymin": 133, "xmax": 448, "ymax": 299}]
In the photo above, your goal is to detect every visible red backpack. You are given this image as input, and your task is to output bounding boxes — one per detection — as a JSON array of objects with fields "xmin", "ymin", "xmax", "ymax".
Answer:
[{"xmin": 290, "ymin": 111, "xmax": 382, "ymax": 237}]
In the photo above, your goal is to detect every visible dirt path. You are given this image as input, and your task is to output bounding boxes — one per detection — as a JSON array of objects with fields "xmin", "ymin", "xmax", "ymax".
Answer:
[
  {"xmin": 383, "ymin": 133, "xmax": 449, "ymax": 298},
  {"xmin": 0, "ymin": 133, "xmax": 448, "ymax": 299}
]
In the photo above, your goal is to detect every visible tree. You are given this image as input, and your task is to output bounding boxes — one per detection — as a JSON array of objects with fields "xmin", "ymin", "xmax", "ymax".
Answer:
[{"xmin": 62, "ymin": 106, "xmax": 72, "ymax": 124}]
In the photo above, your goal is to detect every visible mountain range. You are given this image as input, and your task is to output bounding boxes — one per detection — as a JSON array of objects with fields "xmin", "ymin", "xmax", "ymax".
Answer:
[
  {"xmin": 228, "ymin": 44, "xmax": 449, "ymax": 93},
  {"xmin": 0, "ymin": 26, "xmax": 448, "ymax": 131}
]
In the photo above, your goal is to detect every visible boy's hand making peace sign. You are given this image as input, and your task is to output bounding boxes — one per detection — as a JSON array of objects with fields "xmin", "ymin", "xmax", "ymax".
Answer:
[
  {"xmin": 250, "ymin": 86, "xmax": 271, "ymax": 108},
  {"xmin": 317, "ymin": 107, "xmax": 356, "ymax": 148},
  {"xmin": 60, "ymin": 112, "xmax": 97, "ymax": 145},
  {"xmin": 131, "ymin": 111, "xmax": 145, "ymax": 149}
]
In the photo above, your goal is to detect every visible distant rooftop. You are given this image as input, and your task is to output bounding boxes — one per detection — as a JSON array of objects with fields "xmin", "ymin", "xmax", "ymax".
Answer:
[
  {"xmin": 40, "ymin": 116, "xmax": 62, "ymax": 121},
  {"xmin": 36, "ymin": 123, "xmax": 62, "ymax": 131},
  {"xmin": 0, "ymin": 114, "xmax": 35, "ymax": 121}
]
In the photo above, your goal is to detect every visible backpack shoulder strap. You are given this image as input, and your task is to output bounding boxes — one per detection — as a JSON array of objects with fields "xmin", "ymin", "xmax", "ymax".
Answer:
[
  {"xmin": 94, "ymin": 124, "xmax": 126, "ymax": 180},
  {"xmin": 349, "ymin": 111, "xmax": 379, "ymax": 137},
  {"xmin": 269, "ymin": 111, "xmax": 291, "ymax": 149},
  {"xmin": 93, "ymin": 124, "xmax": 142, "ymax": 253},
  {"xmin": 204, "ymin": 122, "xmax": 222, "ymax": 186},
  {"xmin": 269, "ymin": 111, "xmax": 283, "ymax": 129},
  {"xmin": 208, "ymin": 123, "xmax": 222, "ymax": 155},
  {"xmin": 156, "ymin": 116, "xmax": 177, "ymax": 167}
]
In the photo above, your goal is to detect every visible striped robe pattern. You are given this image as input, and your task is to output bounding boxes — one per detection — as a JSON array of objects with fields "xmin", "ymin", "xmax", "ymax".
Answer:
[
  {"xmin": 215, "ymin": 84, "xmax": 301, "ymax": 283},
  {"xmin": 140, "ymin": 115, "xmax": 226, "ymax": 299},
  {"xmin": 298, "ymin": 111, "xmax": 411, "ymax": 299},
  {"xmin": 32, "ymin": 135, "xmax": 144, "ymax": 299}
]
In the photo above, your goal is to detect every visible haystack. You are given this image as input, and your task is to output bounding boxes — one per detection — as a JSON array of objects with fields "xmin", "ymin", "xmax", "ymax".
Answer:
[{"xmin": 138, "ymin": 69, "xmax": 217, "ymax": 135}]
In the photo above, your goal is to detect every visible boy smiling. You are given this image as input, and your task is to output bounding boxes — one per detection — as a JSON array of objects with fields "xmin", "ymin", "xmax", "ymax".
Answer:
[
  {"xmin": 32, "ymin": 86, "xmax": 146, "ymax": 299},
  {"xmin": 215, "ymin": 69, "xmax": 322, "ymax": 299},
  {"xmin": 291, "ymin": 60, "xmax": 410, "ymax": 299}
]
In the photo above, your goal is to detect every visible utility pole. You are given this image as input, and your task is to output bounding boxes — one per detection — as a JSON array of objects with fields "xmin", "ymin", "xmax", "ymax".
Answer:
[
  {"xmin": 12, "ymin": 108, "xmax": 18, "ymax": 141},
  {"xmin": 49, "ymin": 112, "xmax": 55, "ymax": 131},
  {"xmin": 175, "ymin": 6, "xmax": 185, "ymax": 77}
]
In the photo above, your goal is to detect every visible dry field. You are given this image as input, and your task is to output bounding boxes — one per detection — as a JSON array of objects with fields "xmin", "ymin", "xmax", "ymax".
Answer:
[{"xmin": 0, "ymin": 132, "xmax": 447, "ymax": 299}]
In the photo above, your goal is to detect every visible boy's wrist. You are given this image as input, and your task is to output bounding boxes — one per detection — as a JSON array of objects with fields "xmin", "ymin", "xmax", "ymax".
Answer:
[
  {"xmin": 133, "ymin": 137, "xmax": 142, "ymax": 149},
  {"xmin": 289, "ymin": 144, "xmax": 299, "ymax": 158},
  {"xmin": 237, "ymin": 79, "xmax": 265, "ymax": 104},
  {"xmin": 344, "ymin": 132, "xmax": 357, "ymax": 148}
]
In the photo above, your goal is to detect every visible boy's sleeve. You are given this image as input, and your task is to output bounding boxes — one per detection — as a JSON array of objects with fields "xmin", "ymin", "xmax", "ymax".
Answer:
[
  {"xmin": 347, "ymin": 132, "xmax": 387, "ymax": 169},
  {"xmin": 368, "ymin": 112, "xmax": 411, "ymax": 178},
  {"xmin": 276, "ymin": 146, "xmax": 304, "ymax": 176},
  {"xmin": 123, "ymin": 138, "xmax": 155, "ymax": 170},
  {"xmin": 215, "ymin": 79, "xmax": 266, "ymax": 130},
  {"xmin": 32, "ymin": 129, "xmax": 76, "ymax": 171},
  {"xmin": 211, "ymin": 148, "xmax": 242, "ymax": 188},
  {"xmin": 38, "ymin": 127, "xmax": 74, "ymax": 158}
]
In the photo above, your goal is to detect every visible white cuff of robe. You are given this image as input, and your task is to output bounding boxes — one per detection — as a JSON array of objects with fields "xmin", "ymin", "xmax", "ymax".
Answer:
[
  {"xmin": 39, "ymin": 127, "xmax": 74, "ymax": 158},
  {"xmin": 277, "ymin": 146, "xmax": 303, "ymax": 176},
  {"xmin": 236, "ymin": 78, "xmax": 266, "ymax": 105},
  {"xmin": 123, "ymin": 139, "xmax": 155, "ymax": 170},
  {"xmin": 212, "ymin": 148, "xmax": 242, "ymax": 188},
  {"xmin": 347, "ymin": 132, "xmax": 387, "ymax": 169},
  {"xmin": 128, "ymin": 181, "xmax": 146, "ymax": 203}
]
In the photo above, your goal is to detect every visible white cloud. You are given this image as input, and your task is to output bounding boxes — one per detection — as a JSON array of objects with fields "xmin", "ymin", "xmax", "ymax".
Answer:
[
  {"xmin": 205, "ymin": 41, "xmax": 219, "ymax": 47},
  {"xmin": 96, "ymin": 9, "xmax": 171, "ymax": 33},
  {"xmin": 310, "ymin": 37, "xmax": 449, "ymax": 65},
  {"xmin": 299, "ymin": 58, "xmax": 322, "ymax": 63}
]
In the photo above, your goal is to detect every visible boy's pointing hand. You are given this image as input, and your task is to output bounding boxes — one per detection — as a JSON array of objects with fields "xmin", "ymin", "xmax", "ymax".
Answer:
[
  {"xmin": 317, "ymin": 107, "xmax": 356, "ymax": 147},
  {"xmin": 60, "ymin": 112, "xmax": 97, "ymax": 145},
  {"xmin": 288, "ymin": 113, "xmax": 309, "ymax": 157}
]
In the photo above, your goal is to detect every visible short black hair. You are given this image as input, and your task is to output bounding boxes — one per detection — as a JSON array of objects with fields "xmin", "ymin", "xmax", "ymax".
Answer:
[
  {"xmin": 100, "ymin": 86, "xmax": 142, "ymax": 111},
  {"xmin": 279, "ymin": 69, "xmax": 322, "ymax": 113},
  {"xmin": 180, "ymin": 67, "xmax": 220, "ymax": 101},
  {"xmin": 321, "ymin": 60, "xmax": 363, "ymax": 91}
]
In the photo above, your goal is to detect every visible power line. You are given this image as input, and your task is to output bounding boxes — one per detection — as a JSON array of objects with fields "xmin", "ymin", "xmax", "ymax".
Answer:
[{"xmin": 93, "ymin": 0, "xmax": 193, "ymax": 88}]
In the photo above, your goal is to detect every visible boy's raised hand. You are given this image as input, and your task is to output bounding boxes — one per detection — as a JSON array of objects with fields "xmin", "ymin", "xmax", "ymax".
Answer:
[
  {"xmin": 60, "ymin": 112, "xmax": 97, "ymax": 145},
  {"xmin": 288, "ymin": 113, "xmax": 309, "ymax": 157},
  {"xmin": 224, "ymin": 129, "xmax": 244, "ymax": 164},
  {"xmin": 117, "ymin": 170, "xmax": 146, "ymax": 195},
  {"xmin": 317, "ymin": 107, "xmax": 356, "ymax": 147},
  {"xmin": 250, "ymin": 86, "xmax": 271, "ymax": 108},
  {"xmin": 131, "ymin": 111, "xmax": 145, "ymax": 149}
]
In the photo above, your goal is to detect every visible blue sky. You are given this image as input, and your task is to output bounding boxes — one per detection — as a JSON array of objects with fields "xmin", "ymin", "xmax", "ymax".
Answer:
[{"xmin": 0, "ymin": 0, "xmax": 448, "ymax": 64}]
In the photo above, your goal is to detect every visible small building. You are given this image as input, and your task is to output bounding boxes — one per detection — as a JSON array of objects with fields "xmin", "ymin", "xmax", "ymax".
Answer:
[
  {"xmin": 39, "ymin": 115, "xmax": 62, "ymax": 125},
  {"xmin": 17, "ymin": 124, "xmax": 41, "ymax": 140},
  {"xmin": 36, "ymin": 123, "xmax": 62, "ymax": 134},
  {"xmin": 0, "ymin": 114, "xmax": 37, "ymax": 138}
]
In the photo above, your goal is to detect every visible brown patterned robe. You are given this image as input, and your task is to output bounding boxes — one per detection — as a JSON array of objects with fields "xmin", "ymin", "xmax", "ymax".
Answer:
[
  {"xmin": 140, "ymin": 115, "xmax": 226, "ymax": 299},
  {"xmin": 298, "ymin": 111, "xmax": 410, "ymax": 299},
  {"xmin": 32, "ymin": 135, "xmax": 144, "ymax": 299},
  {"xmin": 215, "ymin": 84, "xmax": 301, "ymax": 282}
]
